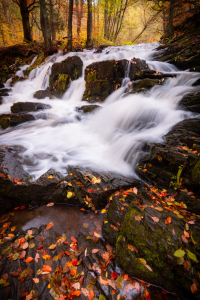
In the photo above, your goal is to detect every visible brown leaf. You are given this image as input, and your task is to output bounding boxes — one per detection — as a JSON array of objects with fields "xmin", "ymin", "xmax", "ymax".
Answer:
[
  {"xmin": 165, "ymin": 216, "xmax": 172, "ymax": 224},
  {"xmin": 46, "ymin": 203, "xmax": 54, "ymax": 207},
  {"xmin": 99, "ymin": 276, "xmax": 108, "ymax": 285},
  {"xmin": 181, "ymin": 235, "xmax": 188, "ymax": 243},
  {"xmin": 35, "ymin": 253, "xmax": 40, "ymax": 263},
  {"xmin": 191, "ymin": 283, "xmax": 198, "ymax": 294},
  {"xmin": 92, "ymin": 249, "xmax": 99, "ymax": 254},
  {"xmin": 135, "ymin": 215, "xmax": 141, "ymax": 221},
  {"xmin": 151, "ymin": 216, "xmax": 159, "ymax": 223},
  {"xmin": 33, "ymin": 278, "xmax": 39, "ymax": 283}
]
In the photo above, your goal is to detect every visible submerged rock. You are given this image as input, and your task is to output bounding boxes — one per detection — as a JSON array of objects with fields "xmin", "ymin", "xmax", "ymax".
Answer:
[
  {"xmin": 49, "ymin": 56, "xmax": 83, "ymax": 98},
  {"xmin": 11, "ymin": 102, "xmax": 51, "ymax": 113}
]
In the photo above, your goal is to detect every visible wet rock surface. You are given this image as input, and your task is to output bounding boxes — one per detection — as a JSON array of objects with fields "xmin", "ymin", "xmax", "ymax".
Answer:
[
  {"xmin": 11, "ymin": 102, "xmax": 51, "ymax": 113},
  {"xmin": 0, "ymin": 114, "xmax": 35, "ymax": 129},
  {"xmin": 179, "ymin": 91, "xmax": 200, "ymax": 113},
  {"xmin": 0, "ymin": 205, "xmax": 178, "ymax": 300},
  {"xmin": 33, "ymin": 89, "xmax": 50, "ymax": 99},
  {"xmin": 49, "ymin": 56, "xmax": 83, "ymax": 98},
  {"xmin": 77, "ymin": 105, "xmax": 100, "ymax": 114}
]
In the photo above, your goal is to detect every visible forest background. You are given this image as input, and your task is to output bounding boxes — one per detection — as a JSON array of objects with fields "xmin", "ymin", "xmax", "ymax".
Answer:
[{"xmin": 0, "ymin": 0, "xmax": 199, "ymax": 52}]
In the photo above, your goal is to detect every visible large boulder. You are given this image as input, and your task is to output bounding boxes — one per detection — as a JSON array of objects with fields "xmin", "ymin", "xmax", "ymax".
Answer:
[
  {"xmin": 11, "ymin": 102, "xmax": 51, "ymax": 113},
  {"xmin": 49, "ymin": 56, "xmax": 83, "ymax": 98},
  {"xmin": 33, "ymin": 89, "xmax": 49, "ymax": 99}
]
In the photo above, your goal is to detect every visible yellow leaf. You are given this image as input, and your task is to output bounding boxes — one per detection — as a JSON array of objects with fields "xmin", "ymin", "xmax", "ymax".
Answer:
[
  {"xmin": 48, "ymin": 175, "xmax": 53, "ymax": 179},
  {"xmin": 101, "ymin": 209, "xmax": 107, "ymax": 214},
  {"xmin": 67, "ymin": 191, "xmax": 73, "ymax": 198},
  {"xmin": 91, "ymin": 175, "xmax": 101, "ymax": 184}
]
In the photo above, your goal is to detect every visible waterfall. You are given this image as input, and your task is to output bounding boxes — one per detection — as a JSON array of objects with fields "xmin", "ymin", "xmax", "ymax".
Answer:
[{"xmin": 0, "ymin": 43, "xmax": 200, "ymax": 179}]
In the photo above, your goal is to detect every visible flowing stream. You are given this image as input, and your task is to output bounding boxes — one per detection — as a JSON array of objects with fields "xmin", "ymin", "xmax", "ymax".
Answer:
[{"xmin": 0, "ymin": 43, "xmax": 200, "ymax": 179}]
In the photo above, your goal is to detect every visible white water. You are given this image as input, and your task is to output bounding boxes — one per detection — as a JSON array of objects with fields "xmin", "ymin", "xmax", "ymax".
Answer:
[{"xmin": 1, "ymin": 43, "xmax": 200, "ymax": 179}]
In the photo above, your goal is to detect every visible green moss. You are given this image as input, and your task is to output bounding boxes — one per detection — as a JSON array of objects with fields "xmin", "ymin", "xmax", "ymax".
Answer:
[
  {"xmin": 86, "ymin": 72, "xmax": 97, "ymax": 82},
  {"xmin": 25, "ymin": 55, "xmax": 45, "ymax": 76},
  {"xmin": 57, "ymin": 74, "xmax": 69, "ymax": 91}
]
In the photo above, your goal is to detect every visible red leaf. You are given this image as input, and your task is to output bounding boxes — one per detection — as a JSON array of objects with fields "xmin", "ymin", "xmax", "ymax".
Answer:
[
  {"xmin": 71, "ymin": 291, "xmax": 81, "ymax": 297},
  {"xmin": 65, "ymin": 251, "xmax": 70, "ymax": 255},
  {"xmin": 37, "ymin": 245, "xmax": 44, "ymax": 250},
  {"xmin": 191, "ymin": 283, "xmax": 198, "ymax": 294},
  {"xmin": 20, "ymin": 206, "xmax": 26, "ymax": 210},
  {"xmin": 10, "ymin": 271, "xmax": 20, "ymax": 277},
  {"xmin": 13, "ymin": 178, "xmax": 20, "ymax": 184},
  {"xmin": 111, "ymin": 272, "xmax": 118, "ymax": 279},
  {"xmin": 72, "ymin": 259, "xmax": 78, "ymax": 266},
  {"xmin": 89, "ymin": 289, "xmax": 95, "ymax": 300},
  {"xmin": 71, "ymin": 244, "xmax": 78, "ymax": 251},
  {"xmin": 71, "ymin": 237, "xmax": 77, "ymax": 243}
]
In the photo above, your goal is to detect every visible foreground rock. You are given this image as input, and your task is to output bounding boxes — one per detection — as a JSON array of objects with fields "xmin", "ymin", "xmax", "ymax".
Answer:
[
  {"xmin": 0, "ymin": 155, "xmax": 137, "ymax": 213},
  {"xmin": 33, "ymin": 89, "xmax": 49, "ymax": 99},
  {"xmin": 0, "ymin": 206, "xmax": 174, "ymax": 300},
  {"xmin": 77, "ymin": 105, "xmax": 100, "ymax": 114},
  {"xmin": 49, "ymin": 56, "xmax": 83, "ymax": 98},
  {"xmin": 102, "ymin": 186, "xmax": 200, "ymax": 300},
  {"xmin": 11, "ymin": 102, "xmax": 51, "ymax": 113}
]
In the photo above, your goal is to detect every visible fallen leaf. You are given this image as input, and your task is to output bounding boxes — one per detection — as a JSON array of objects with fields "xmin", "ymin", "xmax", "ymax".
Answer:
[
  {"xmin": 111, "ymin": 272, "xmax": 118, "ymax": 279},
  {"xmin": 101, "ymin": 209, "xmax": 107, "ymax": 214},
  {"xmin": 135, "ymin": 215, "xmax": 141, "ymax": 221},
  {"xmin": 174, "ymin": 249, "xmax": 185, "ymax": 258},
  {"xmin": 151, "ymin": 216, "xmax": 159, "ymax": 223},
  {"xmin": 46, "ymin": 222, "xmax": 53, "ymax": 230},
  {"xmin": 191, "ymin": 283, "xmax": 198, "ymax": 294},
  {"xmin": 43, "ymin": 265, "xmax": 52, "ymax": 272},
  {"xmin": 46, "ymin": 203, "xmax": 54, "ymax": 207},
  {"xmin": 71, "ymin": 291, "xmax": 81, "ymax": 296},
  {"xmin": 25, "ymin": 257, "xmax": 33, "ymax": 263},
  {"xmin": 165, "ymin": 216, "xmax": 172, "ymax": 224},
  {"xmin": 92, "ymin": 249, "xmax": 99, "ymax": 253},
  {"xmin": 184, "ymin": 230, "xmax": 189, "ymax": 238},
  {"xmin": 181, "ymin": 235, "xmax": 188, "ymax": 243},
  {"xmin": 33, "ymin": 278, "xmax": 39, "ymax": 283},
  {"xmin": 91, "ymin": 175, "xmax": 101, "ymax": 184},
  {"xmin": 71, "ymin": 269, "xmax": 76, "ymax": 276},
  {"xmin": 35, "ymin": 253, "xmax": 40, "ymax": 263},
  {"xmin": 158, "ymin": 156, "xmax": 162, "ymax": 161},
  {"xmin": 187, "ymin": 250, "xmax": 198, "ymax": 262},
  {"xmin": 145, "ymin": 264, "xmax": 153, "ymax": 272},
  {"xmin": 23, "ymin": 242, "xmax": 29, "ymax": 249},
  {"xmin": 133, "ymin": 187, "xmax": 137, "ymax": 194},
  {"xmin": 48, "ymin": 175, "xmax": 53, "ymax": 179},
  {"xmin": 99, "ymin": 276, "xmax": 107, "ymax": 285},
  {"xmin": 67, "ymin": 191, "xmax": 73, "ymax": 198}
]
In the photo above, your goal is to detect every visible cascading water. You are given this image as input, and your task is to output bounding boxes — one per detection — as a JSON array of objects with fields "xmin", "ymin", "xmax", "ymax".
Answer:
[{"xmin": 0, "ymin": 43, "xmax": 200, "ymax": 179}]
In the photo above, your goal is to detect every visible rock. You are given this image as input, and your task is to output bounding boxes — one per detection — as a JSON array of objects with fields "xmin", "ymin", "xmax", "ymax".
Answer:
[
  {"xmin": 77, "ymin": 105, "xmax": 100, "ymax": 114},
  {"xmin": 11, "ymin": 102, "xmax": 51, "ymax": 113},
  {"xmin": 10, "ymin": 75, "xmax": 26, "ymax": 87},
  {"xmin": 189, "ymin": 66, "xmax": 200, "ymax": 72},
  {"xmin": 33, "ymin": 89, "xmax": 49, "ymax": 99},
  {"xmin": 136, "ymin": 118, "xmax": 200, "ymax": 213},
  {"xmin": 0, "ymin": 114, "xmax": 35, "ymax": 129},
  {"xmin": 103, "ymin": 186, "xmax": 200, "ymax": 300},
  {"xmin": 179, "ymin": 91, "xmax": 200, "ymax": 113},
  {"xmin": 128, "ymin": 78, "xmax": 164, "ymax": 94},
  {"xmin": 49, "ymin": 56, "xmax": 83, "ymax": 98},
  {"xmin": 83, "ymin": 59, "xmax": 129, "ymax": 102},
  {"xmin": 0, "ymin": 81, "xmax": 4, "ymax": 88},
  {"xmin": 193, "ymin": 78, "xmax": 200, "ymax": 86}
]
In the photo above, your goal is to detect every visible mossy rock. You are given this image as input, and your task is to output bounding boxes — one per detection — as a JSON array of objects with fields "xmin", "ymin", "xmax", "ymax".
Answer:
[
  {"xmin": 23, "ymin": 55, "xmax": 45, "ymax": 76},
  {"xmin": 0, "ymin": 113, "xmax": 35, "ymax": 129},
  {"xmin": 10, "ymin": 76, "xmax": 26, "ymax": 87},
  {"xmin": 192, "ymin": 159, "xmax": 200, "ymax": 185},
  {"xmin": 49, "ymin": 56, "xmax": 83, "ymax": 98}
]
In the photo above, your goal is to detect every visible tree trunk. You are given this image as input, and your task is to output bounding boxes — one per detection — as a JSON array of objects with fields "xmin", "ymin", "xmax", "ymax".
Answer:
[
  {"xmin": 104, "ymin": 1, "xmax": 108, "ymax": 39},
  {"xmin": 162, "ymin": 8, "xmax": 168, "ymax": 34},
  {"xmin": 86, "ymin": 0, "xmax": 92, "ymax": 47},
  {"xmin": 75, "ymin": 0, "xmax": 80, "ymax": 35},
  {"xmin": 79, "ymin": 0, "xmax": 84, "ymax": 34},
  {"xmin": 50, "ymin": 0, "xmax": 56, "ymax": 41},
  {"xmin": 168, "ymin": 0, "xmax": 175, "ymax": 36},
  {"xmin": 40, "ymin": 0, "xmax": 52, "ymax": 54},
  {"xmin": 19, "ymin": 0, "xmax": 32, "ymax": 42},
  {"xmin": 67, "ymin": 0, "xmax": 74, "ymax": 51}
]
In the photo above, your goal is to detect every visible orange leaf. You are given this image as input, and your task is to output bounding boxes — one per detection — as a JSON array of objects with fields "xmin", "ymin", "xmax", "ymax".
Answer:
[
  {"xmin": 25, "ymin": 257, "xmax": 33, "ymax": 263},
  {"xmin": 144, "ymin": 289, "xmax": 151, "ymax": 300},
  {"xmin": 46, "ymin": 222, "xmax": 53, "ymax": 230},
  {"xmin": 191, "ymin": 283, "xmax": 198, "ymax": 294},
  {"xmin": 89, "ymin": 289, "xmax": 95, "ymax": 300},
  {"xmin": 71, "ymin": 291, "xmax": 81, "ymax": 296},
  {"xmin": 184, "ymin": 230, "xmax": 189, "ymax": 238},
  {"xmin": 99, "ymin": 276, "xmax": 107, "ymax": 285},
  {"xmin": 43, "ymin": 265, "xmax": 52, "ymax": 272},
  {"xmin": 71, "ymin": 269, "xmax": 77, "ymax": 276},
  {"xmin": 165, "ymin": 216, "xmax": 172, "ymax": 224}
]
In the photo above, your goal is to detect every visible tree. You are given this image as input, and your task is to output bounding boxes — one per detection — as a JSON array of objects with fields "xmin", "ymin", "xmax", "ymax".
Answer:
[
  {"xmin": 49, "ymin": 0, "xmax": 56, "ymax": 40},
  {"xmin": 168, "ymin": 0, "xmax": 175, "ymax": 35},
  {"xmin": 86, "ymin": 0, "xmax": 92, "ymax": 46},
  {"xmin": 67, "ymin": 0, "xmax": 74, "ymax": 51},
  {"xmin": 12, "ymin": 0, "xmax": 38, "ymax": 42},
  {"xmin": 40, "ymin": 0, "xmax": 52, "ymax": 53}
]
